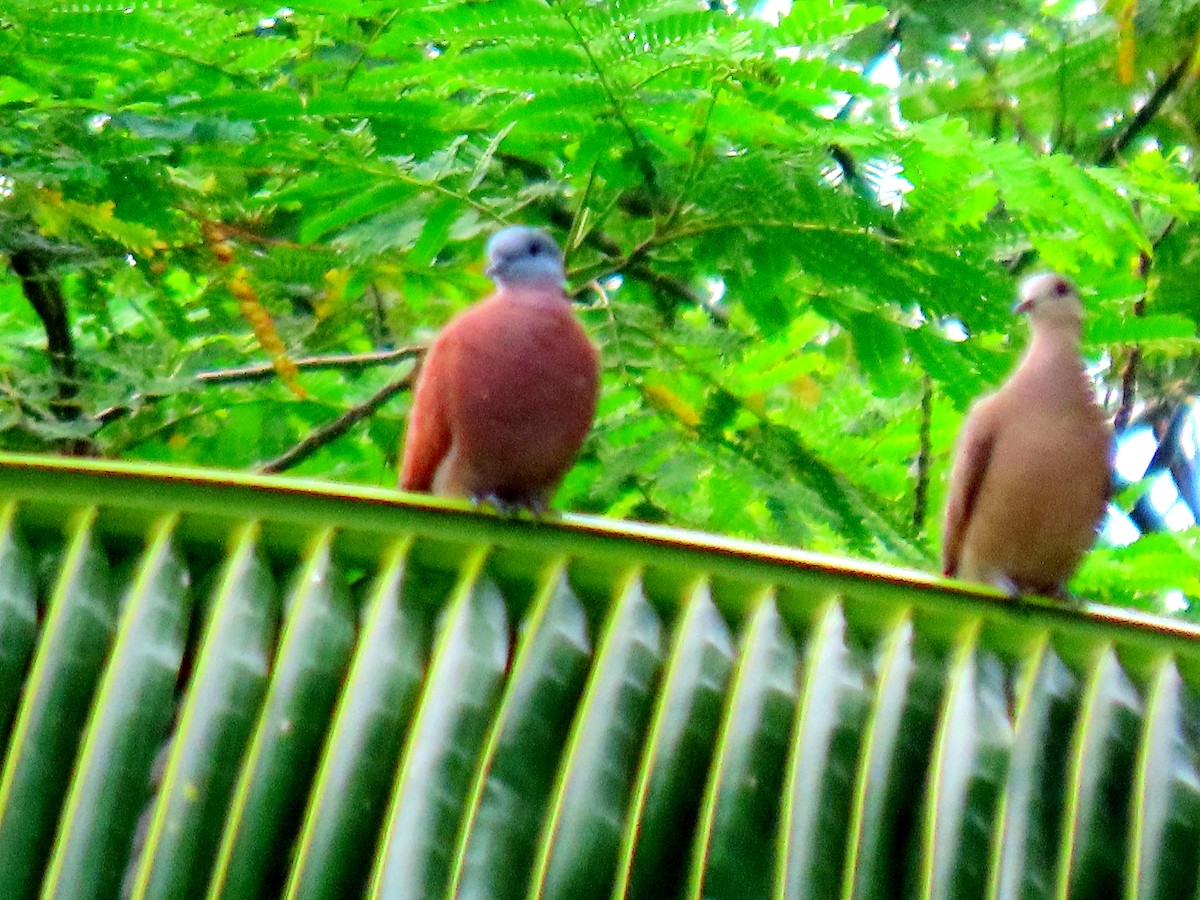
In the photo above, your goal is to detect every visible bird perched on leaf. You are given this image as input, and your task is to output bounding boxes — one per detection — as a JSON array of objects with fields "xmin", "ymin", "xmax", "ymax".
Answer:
[
  {"xmin": 941, "ymin": 272, "xmax": 1112, "ymax": 597},
  {"xmin": 399, "ymin": 226, "xmax": 599, "ymax": 514}
]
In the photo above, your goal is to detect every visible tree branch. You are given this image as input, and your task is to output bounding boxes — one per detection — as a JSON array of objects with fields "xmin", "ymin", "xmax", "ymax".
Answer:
[
  {"xmin": 663, "ymin": 79, "xmax": 724, "ymax": 231},
  {"xmin": 1115, "ymin": 246, "xmax": 1148, "ymax": 433},
  {"xmin": 559, "ymin": 8, "xmax": 661, "ymax": 206},
  {"xmin": 198, "ymin": 345, "xmax": 425, "ymax": 384},
  {"xmin": 259, "ymin": 370, "xmax": 417, "ymax": 474},
  {"xmin": 94, "ymin": 345, "xmax": 425, "ymax": 427},
  {"xmin": 10, "ymin": 249, "xmax": 77, "ymax": 403},
  {"xmin": 1097, "ymin": 47, "xmax": 1194, "ymax": 165},
  {"xmin": 1114, "ymin": 219, "xmax": 1179, "ymax": 432},
  {"xmin": 913, "ymin": 372, "xmax": 933, "ymax": 533},
  {"xmin": 967, "ymin": 37, "xmax": 1036, "ymax": 147},
  {"xmin": 494, "ymin": 159, "xmax": 717, "ymax": 317},
  {"xmin": 8, "ymin": 248, "xmax": 95, "ymax": 454},
  {"xmin": 342, "ymin": 9, "xmax": 401, "ymax": 90},
  {"xmin": 834, "ymin": 13, "xmax": 903, "ymax": 122},
  {"xmin": 1113, "ymin": 333, "xmax": 1142, "ymax": 434}
]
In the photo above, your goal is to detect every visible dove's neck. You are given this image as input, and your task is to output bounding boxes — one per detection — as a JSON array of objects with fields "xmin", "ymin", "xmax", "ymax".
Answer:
[
  {"xmin": 1012, "ymin": 321, "xmax": 1095, "ymax": 407},
  {"xmin": 495, "ymin": 282, "xmax": 570, "ymax": 310},
  {"xmin": 1028, "ymin": 319, "xmax": 1081, "ymax": 353}
]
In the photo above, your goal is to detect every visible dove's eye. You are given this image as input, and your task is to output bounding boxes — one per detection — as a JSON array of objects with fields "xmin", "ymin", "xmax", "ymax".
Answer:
[{"xmin": 1054, "ymin": 279, "xmax": 1070, "ymax": 296}]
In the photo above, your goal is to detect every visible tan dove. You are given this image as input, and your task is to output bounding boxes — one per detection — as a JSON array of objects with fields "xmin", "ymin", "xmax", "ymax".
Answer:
[
  {"xmin": 942, "ymin": 273, "xmax": 1112, "ymax": 596},
  {"xmin": 399, "ymin": 226, "xmax": 599, "ymax": 514}
]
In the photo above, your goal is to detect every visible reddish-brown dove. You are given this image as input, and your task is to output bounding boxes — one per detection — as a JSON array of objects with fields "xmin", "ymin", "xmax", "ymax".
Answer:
[
  {"xmin": 941, "ymin": 273, "xmax": 1112, "ymax": 596},
  {"xmin": 399, "ymin": 226, "xmax": 599, "ymax": 513}
]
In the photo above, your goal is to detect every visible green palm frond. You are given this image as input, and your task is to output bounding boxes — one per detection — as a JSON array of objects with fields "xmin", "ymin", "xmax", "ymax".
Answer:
[{"xmin": 0, "ymin": 455, "xmax": 1197, "ymax": 898}]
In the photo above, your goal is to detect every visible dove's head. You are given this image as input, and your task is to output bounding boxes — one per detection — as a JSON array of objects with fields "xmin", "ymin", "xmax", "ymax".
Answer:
[
  {"xmin": 1015, "ymin": 272, "xmax": 1084, "ymax": 327},
  {"xmin": 485, "ymin": 226, "xmax": 565, "ymax": 289}
]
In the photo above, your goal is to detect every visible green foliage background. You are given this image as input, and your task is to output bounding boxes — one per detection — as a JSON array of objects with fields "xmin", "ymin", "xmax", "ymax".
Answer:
[{"xmin": 0, "ymin": 0, "xmax": 1198, "ymax": 608}]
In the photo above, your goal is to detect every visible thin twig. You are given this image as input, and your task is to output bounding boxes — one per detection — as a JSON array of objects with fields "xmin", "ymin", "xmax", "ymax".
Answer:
[
  {"xmin": 626, "ymin": 263, "xmax": 719, "ymax": 321},
  {"xmin": 630, "ymin": 60, "xmax": 703, "ymax": 91},
  {"xmin": 500, "ymin": 179, "xmax": 714, "ymax": 314},
  {"xmin": 342, "ymin": 9, "xmax": 401, "ymax": 90},
  {"xmin": 94, "ymin": 345, "xmax": 425, "ymax": 427},
  {"xmin": 493, "ymin": 153, "xmax": 717, "ymax": 316},
  {"xmin": 913, "ymin": 371, "xmax": 933, "ymax": 533},
  {"xmin": 198, "ymin": 345, "xmax": 425, "ymax": 384},
  {"xmin": 663, "ymin": 80, "xmax": 724, "ymax": 231},
  {"xmin": 133, "ymin": 42, "xmax": 259, "ymax": 90},
  {"xmin": 1097, "ymin": 46, "xmax": 1194, "ymax": 165},
  {"xmin": 587, "ymin": 278, "xmax": 631, "ymax": 383},
  {"xmin": 1054, "ymin": 23, "xmax": 1068, "ymax": 151},
  {"xmin": 1114, "ymin": 218, "xmax": 1180, "ymax": 432},
  {"xmin": 559, "ymin": 7, "xmax": 660, "ymax": 202},
  {"xmin": 198, "ymin": 220, "xmax": 314, "ymax": 251},
  {"xmin": 367, "ymin": 283, "xmax": 392, "ymax": 347},
  {"xmin": 658, "ymin": 218, "xmax": 905, "ymax": 247},
  {"xmin": 1114, "ymin": 332, "xmax": 1142, "ymax": 433},
  {"xmin": 565, "ymin": 158, "xmax": 602, "ymax": 262},
  {"xmin": 259, "ymin": 370, "xmax": 417, "ymax": 474},
  {"xmin": 967, "ymin": 37, "xmax": 1036, "ymax": 147},
  {"xmin": 833, "ymin": 14, "xmax": 903, "ymax": 122}
]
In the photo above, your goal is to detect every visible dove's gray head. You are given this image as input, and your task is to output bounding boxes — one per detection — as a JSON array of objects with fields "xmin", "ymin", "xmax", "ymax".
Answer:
[
  {"xmin": 485, "ymin": 227, "xmax": 565, "ymax": 289},
  {"xmin": 1015, "ymin": 272, "xmax": 1083, "ymax": 326}
]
